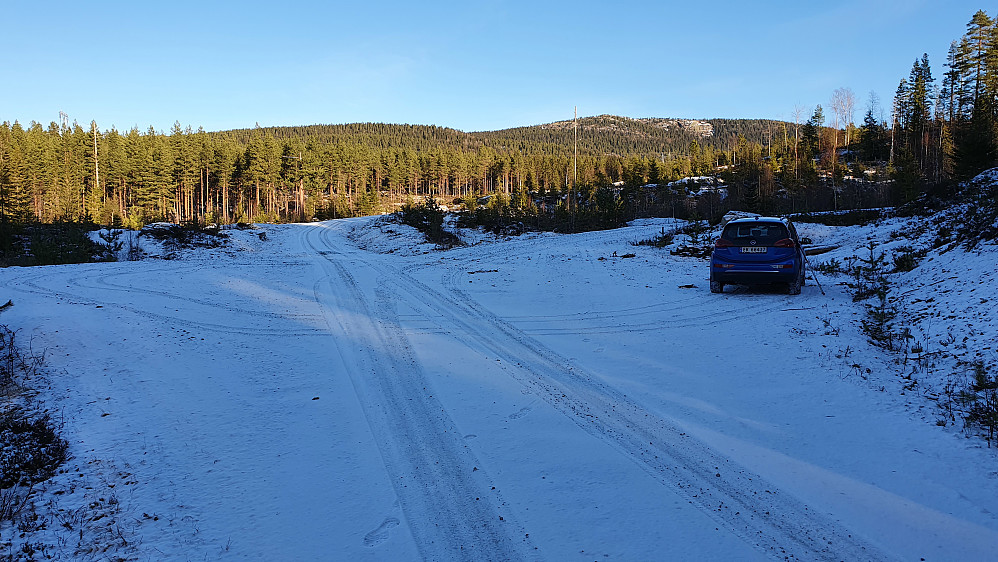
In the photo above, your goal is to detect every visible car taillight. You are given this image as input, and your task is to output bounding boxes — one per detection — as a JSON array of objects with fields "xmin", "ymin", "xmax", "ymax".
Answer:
[
  {"xmin": 715, "ymin": 238, "xmax": 734, "ymax": 248},
  {"xmin": 774, "ymin": 238, "xmax": 795, "ymax": 248}
]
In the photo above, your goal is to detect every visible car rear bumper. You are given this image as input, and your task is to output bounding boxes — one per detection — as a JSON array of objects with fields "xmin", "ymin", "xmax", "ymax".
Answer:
[{"xmin": 710, "ymin": 264, "xmax": 799, "ymax": 285}]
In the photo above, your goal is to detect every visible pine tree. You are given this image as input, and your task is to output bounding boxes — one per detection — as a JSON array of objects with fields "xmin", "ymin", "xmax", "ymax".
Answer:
[
  {"xmin": 966, "ymin": 10, "xmax": 994, "ymax": 106},
  {"xmin": 801, "ymin": 106, "xmax": 823, "ymax": 162},
  {"xmin": 950, "ymin": 10, "xmax": 998, "ymax": 178},
  {"xmin": 0, "ymin": 122, "xmax": 31, "ymax": 223},
  {"xmin": 860, "ymin": 108, "xmax": 887, "ymax": 162},
  {"xmin": 904, "ymin": 55, "xmax": 935, "ymax": 169}
]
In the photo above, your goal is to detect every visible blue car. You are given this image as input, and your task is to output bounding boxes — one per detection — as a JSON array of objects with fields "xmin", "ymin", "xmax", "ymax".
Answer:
[{"xmin": 709, "ymin": 216, "xmax": 807, "ymax": 295}]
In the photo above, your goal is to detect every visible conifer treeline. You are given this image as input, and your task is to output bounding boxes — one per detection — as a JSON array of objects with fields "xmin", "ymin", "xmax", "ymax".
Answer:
[
  {"xmin": 0, "ymin": 117, "xmax": 775, "ymax": 227},
  {"xmin": 888, "ymin": 9, "xmax": 998, "ymax": 198},
  {"xmin": 0, "ymin": 10, "xmax": 995, "ymax": 227},
  {"xmin": 938, "ymin": 10, "xmax": 998, "ymax": 180}
]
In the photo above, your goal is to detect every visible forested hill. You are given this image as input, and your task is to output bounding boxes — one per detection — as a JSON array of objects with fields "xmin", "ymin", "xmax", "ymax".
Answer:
[
  {"xmin": 218, "ymin": 115, "xmax": 785, "ymax": 157},
  {"xmin": 218, "ymin": 122, "xmax": 474, "ymax": 153}
]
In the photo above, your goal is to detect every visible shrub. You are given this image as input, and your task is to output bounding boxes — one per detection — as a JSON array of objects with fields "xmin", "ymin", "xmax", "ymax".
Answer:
[
  {"xmin": 813, "ymin": 257, "xmax": 844, "ymax": 275},
  {"xmin": 95, "ymin": 229, "xmax": 125, "ymax": 262},
  {"xmin": 0, "ymin": 323, "xmax": 68, "ymax": 524},
  {"xmin": 396, "ymin": 197, "xmax": 462, "ymax": 248},
  {"xmin": 23, "ymin": 221, "xmax": 102, "ymax": 266},
  {"xmin": 848, "ymin": 242, "xmax": 890, "ymax": 301},
  {"xmin": 0, "ymin": 413, "xmax": 69, "ymax": 489},
  {"xmin": 458, "ymin": 184, "xmax": 629, "ymax": 235},
  {"xmin": 632, "ymin": 228, "xmax": 675, "ymax": 248},
  {"xmin": 932, "ymin": 225, "xmax": 954, "ymax": 249},
  {"xmin": 0, "ymin": 325, "xmax": 38, "ymax": 393},
  {"xmin": 961, "ymin": 361, "xmax": 998, "ymax": 446},
  {"xmin": 678, "ymin": 214, "xmax": 709, "ymax": 246},
  {"xmin": 139, "ymin": 221, "xmax": 229, "ymax": 252},
  {"xmin": 861, "ymin": 289, "xmax": 899, "ymax": 350},
  {"xmin": 792, "ymin": 209, "xmax": 886, "ymax": 226},
  {"xmin": 891, "ymin": 245, "xmax": 928, "ymax": 273}
]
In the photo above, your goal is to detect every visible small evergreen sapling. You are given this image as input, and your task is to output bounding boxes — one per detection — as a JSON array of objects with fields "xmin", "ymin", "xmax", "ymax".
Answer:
[
  {"xmin": 96, "ymin": 229, "xmax": 124, "ymax": 262},
  {"xmin": 962, "ymin": 361, "xmax": 998, "ymax": 446}
]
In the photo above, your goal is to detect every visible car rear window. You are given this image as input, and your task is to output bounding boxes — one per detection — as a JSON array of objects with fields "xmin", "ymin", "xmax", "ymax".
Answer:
[{"xmin": 720, "ymin": 222, "xmax": 789, "ymax": 246}]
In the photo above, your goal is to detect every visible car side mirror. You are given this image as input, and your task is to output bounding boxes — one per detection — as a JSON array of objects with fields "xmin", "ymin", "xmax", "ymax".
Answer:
[{"xmin": 800, "ymin": 237, "xmax": 812, "ymax": 245}]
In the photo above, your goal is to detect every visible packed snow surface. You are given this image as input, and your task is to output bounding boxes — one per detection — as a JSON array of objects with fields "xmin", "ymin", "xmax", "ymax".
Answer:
[{"xmin": 2, "ymin": 214, "xmax": 997, "ymax": 560}]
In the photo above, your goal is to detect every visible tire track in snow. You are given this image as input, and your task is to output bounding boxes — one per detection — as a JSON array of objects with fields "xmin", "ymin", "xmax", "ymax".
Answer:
[
  {"xmin": 1, "ymin": 266, "xmax": 324, "ymax": 337},
  {"xmin": 303, "ymin": 224, "xmax": 533, "ymax": 561},
  {"xmin": 443, "ymin": 264, "xmax": 706, "ymax": 323},
  {"xmin": 360, "ymin": 248, "xmax": 891, "ymax": 561},
  {"xmin": 439, "ymin": 250, "xmax": 777, "ymax": 336},
  {"xmin": 77, "ymin": 265, "xmax": 318, "ymax": 322},
  {"xmin": 504, "ymin": 303, "xmax": 776, "ymax": 336}
]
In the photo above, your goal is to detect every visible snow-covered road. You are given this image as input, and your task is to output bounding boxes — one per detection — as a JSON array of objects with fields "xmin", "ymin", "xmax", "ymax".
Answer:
[{"xmin": 2, "ymin": 217, "xmax": 997, "ymax": 560}]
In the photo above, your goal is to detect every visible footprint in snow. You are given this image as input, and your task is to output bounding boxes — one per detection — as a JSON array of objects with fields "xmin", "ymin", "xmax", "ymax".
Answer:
[
  {"xmin": 363, "ymin": 517, "xmax": 400, "ymax": 547},
  {"xmin": 508, "ymin": 406, "xmax": 531, "ymax": 420}
]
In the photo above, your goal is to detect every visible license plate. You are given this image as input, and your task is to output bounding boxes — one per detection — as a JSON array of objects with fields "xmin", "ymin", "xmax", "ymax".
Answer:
[{"xmin": 740, "ymin": 246, "xmax": 768, "ymax": 253}]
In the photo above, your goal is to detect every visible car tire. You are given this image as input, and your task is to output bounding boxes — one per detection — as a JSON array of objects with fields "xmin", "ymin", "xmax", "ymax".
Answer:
[
  {"xmin": 710, "ymin": 280, "xmax": 724, "ymax": 293},
  {"xmin": 788, "ymin": 270, "xmax": 803, "ymax": 295}
]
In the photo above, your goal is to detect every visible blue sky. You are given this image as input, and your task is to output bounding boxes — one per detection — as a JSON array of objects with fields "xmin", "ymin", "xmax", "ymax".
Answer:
[{"xmin": 0, "ymin": 1, "xmax": 988, "ymax": 133}]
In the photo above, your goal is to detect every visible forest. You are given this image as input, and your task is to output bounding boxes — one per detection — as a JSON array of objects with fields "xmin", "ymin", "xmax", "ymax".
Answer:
[{"xmin": 0, "ymin": 9, "xmax": 996, "ymax": 231}]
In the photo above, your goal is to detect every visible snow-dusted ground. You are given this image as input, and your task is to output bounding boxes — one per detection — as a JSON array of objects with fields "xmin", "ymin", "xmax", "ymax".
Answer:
[{"xmin": 1, "ymin": 210, "xmax": 997, "ymax": 560}]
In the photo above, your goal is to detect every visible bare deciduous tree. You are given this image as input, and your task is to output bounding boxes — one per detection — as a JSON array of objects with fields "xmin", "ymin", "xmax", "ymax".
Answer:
[
  {"xmin": 791, "ymin": 105, "xmax": 805, "ymax": 181},
  {"xmin": 842, "ymin": 89, "xmax": 856, "ymax": 149},
  {"xmin": 830, "ymin": 87, "xmax": 856, "ymax": 153}
]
